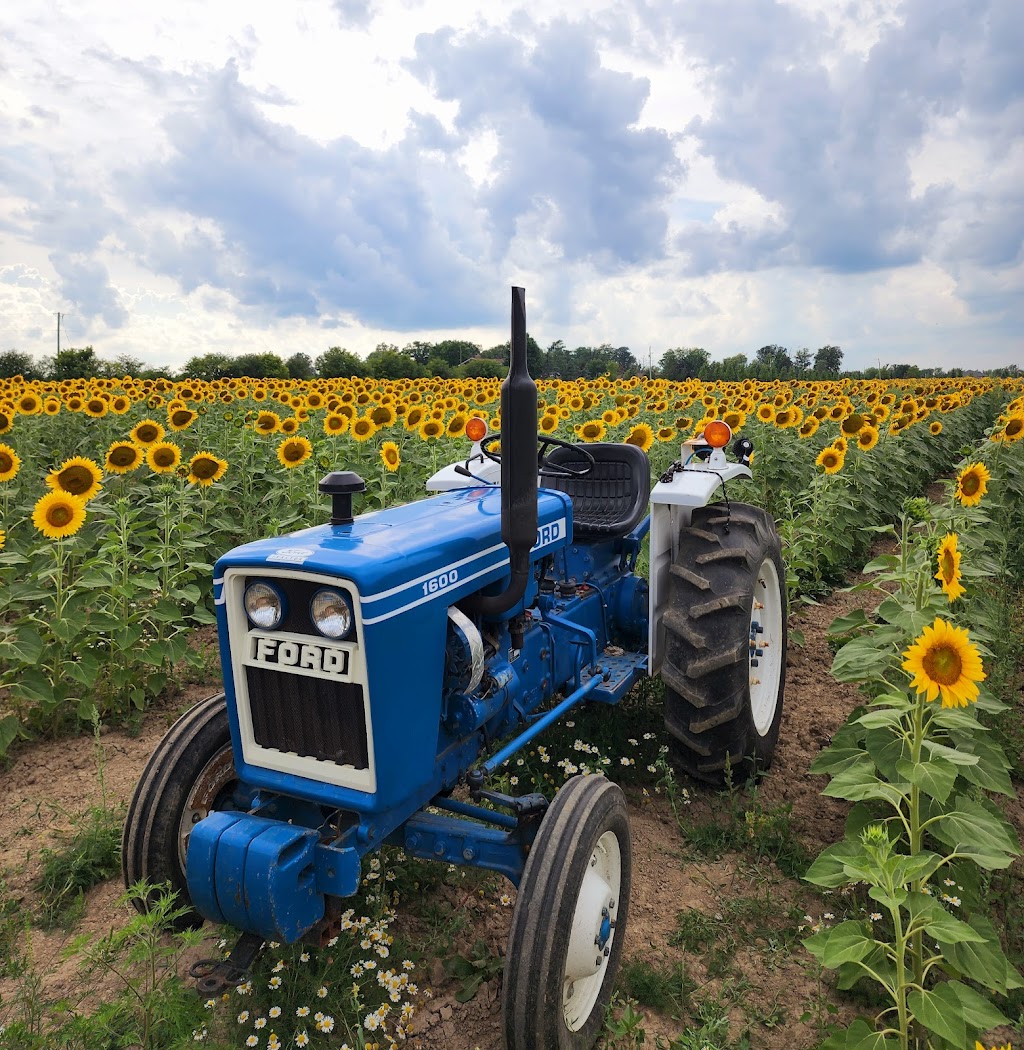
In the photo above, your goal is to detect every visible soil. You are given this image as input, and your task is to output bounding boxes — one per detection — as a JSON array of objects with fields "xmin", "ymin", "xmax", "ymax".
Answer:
[{"xmin": 0, "ymin": 561, "xmax": 1020, "ymax": 1050}]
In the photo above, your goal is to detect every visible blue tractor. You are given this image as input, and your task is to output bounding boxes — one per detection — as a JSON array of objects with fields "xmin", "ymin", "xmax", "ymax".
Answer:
[{"xmin": 123, "ymin": 288, "xmax": 787, "ymax": 1050}]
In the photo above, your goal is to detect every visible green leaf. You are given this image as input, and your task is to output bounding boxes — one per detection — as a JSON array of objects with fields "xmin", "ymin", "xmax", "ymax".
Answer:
[
  {"xmin": 805, "ymin": 840, "xmax": 864, "ymax": 888},
  {"xmin": 895, "ymin": 756, "xmax": 958, "ymax": 803},
  {"xmin": 862, "ymin": 554, "xmax": 899, "ymax": 574},
  {"xmin": 943, "ymin": 915, "xmax": 1024, "ymax": 994},
  {"xmin": 75, "ymin": 570, "xmax": 114, "ymax": 589},
  {"xmin": 831, "ymin": 636, "xmax": 893, "ymax": 684},
  {"xmin": 865, "ymin": 732, "xmax": 907, "ymax": 783},
  {"xmin": 0, "ymin": 626, "xmax": 45, "ymax": 665},
  {"xmin": 809, "ymin": 747, "xmax": 865, "ymax": 776},
  {"xmin": 0, "ymin": 714, "xmax": 21, "ymax": 757},
  {"xmin": 172, "ymin": 584, "xmax": 202, "ymax": 605},
  {"xmin": 65, "ymin": 653, "xmax": 100, "ymax": 688},
  {"xmin": 822, "ymin": 771, "xmax": 905, "ymax": 808},
  {"xmin": 855, "ymin": 709, "xmax": 904, "ymax": 730},
  {"xmin": 51, "ymin": 617, "xmax": 81, "ymax": 644},
  {"xmin": 867, "ymin": 885, "xmax": 907, "ymax": 911},
  {"xmin": 893, "ymin": 851, "xmax": 944, "ymax": 886},
  {"xmin": 905, "ymin": 892, "xmax": 985, "ymax": 944},
  {"xmin": 921, "ymin": 740, "xmax": 979, "ymax": 766},
  {"xmin": 945, "ymin": 979, "xmax": 1009, "ymax": 1032},
  {"xmin": 907, "ymin": 985, "xmax": 965, "ymax": 1047},
  {"xmin": 957, "ymin": 737, "xmax": 1015, "ymax": 796},
  {"xmin": 804, "ymin": 921, "xmax": 877, "ymax": 968},
  {"xmin": 827, "ymin": 608, "xmax": 869, "ymax": 635},
  {"xmin": 189, "ymin": 605, "xmax": 218, "ymax": 625},
  {"xmin": 930, "ymin": 797, "xmax": 1021, "ymax": 869}
]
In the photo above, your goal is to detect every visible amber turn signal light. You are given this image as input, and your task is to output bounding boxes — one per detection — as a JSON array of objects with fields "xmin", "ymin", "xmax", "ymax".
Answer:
[
  {"xmin": 702, "ymin": 420, "xmax": 732, "ymax": 448},
  {"xmin": 465, "ymin": 416, "xmax": 488, "ymax": 442}
]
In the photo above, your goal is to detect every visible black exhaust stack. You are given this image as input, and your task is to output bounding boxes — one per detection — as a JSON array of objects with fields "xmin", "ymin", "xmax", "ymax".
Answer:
[{"xmin": 467, "ymin": 286, "xmax": 538, "ymax": 617}]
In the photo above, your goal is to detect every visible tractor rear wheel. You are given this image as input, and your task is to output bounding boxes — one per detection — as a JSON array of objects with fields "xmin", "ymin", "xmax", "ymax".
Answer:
[
  {"xmin": 503, "ymin": 775, "xmax": 631, "ymax": 1050},
  {"xmin": 661, "ymin": 502, "xmax": 787, "ymax": 784},
  {"xmin": 122, "ymin": 692, "xmax": 239, "ymax": 929}
]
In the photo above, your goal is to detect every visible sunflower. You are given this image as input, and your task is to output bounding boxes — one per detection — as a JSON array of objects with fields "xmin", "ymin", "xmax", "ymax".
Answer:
[
  {"xmin": 146, "ymin": 441, "xmax": 182, "ymax": 474},
  {"xmin": 277, "ymin": 436, "xmax": 313, "ymax": 468},
  {"xmin": 902, "ymin": 616, "xmax": 985, "ymax": 708},
  {"xmin": 351, "ymin": 416, "xmax": 377, "ymax": 442},
  {"xmin": 755, "ymin": 404, "xmax": 776, "ymax": 424},
  {"xmin": 0, "ymin": 528, "xmax": 4, "ymax": 550},
  {"xmin": 539, "ymin": 414, "xmax": 559, "ymax": 434},
  {"xmin": 419, "ymin": 418, "xmax": 445, "ymax": 440},
  {"xmin": 840, "ymin": 412, "xmax": 866, "ymax": 437},
  {"xmin": 110, "ymin": 395, "xmax": 131, "ymax": 414},
  {"xmin": 446, "ymin": 413, "xmax": 468, "ymax": 438},
  {"xmin": 32, "ymin": 490, "xmax": 87, "ymax": 539},
  {"xmin": 105, "ymin": 441, "xmax": 144, "ymax": 474},
  {"xmin": 168, "ymin": 407, "xmax": 198, "ymax": 431},
  {"xmin": 955, "ymin": 462, "xmax": 991, "ymax": 507},
  {"xmin": 370, "ymin": 404, "xmax": 397, "ymax": 427},
  {"xmin": 324, "ymin": 412, "xmax": 349, "ymax": 435},
  {"xmin": 254, "ymin": 411, "xmax": 282, "ymax": 435},
  {"xmin": 46, "ymin": 457, "xmax": 103, "ymax": 501},
  {"xmin": 404, "ymin": 406, "xmax": 426, "ymax": 431},
  {"xmin": 380, "ymin": 442, "xmax": 401, "ymax": 472},
  {"xmin": 576, "ymin": 420, "xmax": 606, "ymax": 442},
  {"xmin": 0, "ymin": 408, "xmax": 12, "ymax": 434},
  {"xmin": 130, "ymin": 419, "xmax": 165, "ymax": 446},
  {"xmin": 16, "ymin": 392, "xmax": 42, "ymax": 415},
  {"xmin": 991, "ymin": 416, "xmax": 1024, "ymax": 443},
  {"xmin": 188, "ymin": 452, "xmax": 229, "ymax": 486},
  {"xmin": 857, "ymin": 426, "xmax": 880, "ymax": 451},
  {"xmin": 816, "ymin": 446, "xmax": 845, "ymax": 474},
  {"xmin": 83, "ymin": 396, "xmax": 108, "ymax": 418},
  {"xmin": 929, "ymin": 420, "xmax": 943, "ymax": 436},
  {"xmin": 797, "ymin": 417, "xmax": 820, "ymax": 439},
  {"xmin": 934, "ymin": 533, "xmax": 966, "ymax": 602},
  {"xmin": 657, "ymin": 426, "xmax": 677, "ymax": 442},
  {"xmin": 43, "ymin": 397, "xmax": 61, "ymax": 416},
  {"xmin": 279, "ymin": 416, "xmax": 300, "ymax": 435},
  {"xmin": 0, "ymin": 443, "xmax": 21, "ymax": 482},
  {"xmin": 624, "ymin": 422, "xmax": 654, "ymax": 452}
]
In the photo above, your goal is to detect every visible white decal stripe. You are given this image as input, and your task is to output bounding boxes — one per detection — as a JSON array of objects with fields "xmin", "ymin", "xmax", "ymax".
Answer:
[
  {"xmin": 213, "ymin": 576, "xmax": 224, "ymax": 586},
  {"xmin": 360, "ymin": 542, "xmax": 506, "ymax": 603},
  {"xmin": 214, "ymin": 595, "xmax": 225, "ymax": 605}
]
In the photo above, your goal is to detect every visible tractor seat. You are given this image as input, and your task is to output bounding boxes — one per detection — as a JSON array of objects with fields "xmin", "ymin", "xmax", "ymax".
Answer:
[{"xmin": 543, "ymin": 443, "xmax": 650, "ymax": 541}]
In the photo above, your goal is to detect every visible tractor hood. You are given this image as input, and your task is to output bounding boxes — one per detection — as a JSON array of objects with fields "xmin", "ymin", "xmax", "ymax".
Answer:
[{"xmin": 214, "ymin": 486, "xmax": 573, "ymax": 625}]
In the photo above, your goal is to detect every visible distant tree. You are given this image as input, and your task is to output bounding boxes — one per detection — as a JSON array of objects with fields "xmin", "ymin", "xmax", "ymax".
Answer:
[
  {"xmin": 433, "ymin": 339, "xmax": 484, "ymax": 368},
  {"xmin": 181, "ymin": 352, "xmax": 235, "ymax": 380},
  {"xmin": 487, "ymin": 335, "xmax": 544, "ymax": 376},
  {"xmin": 400, "ymin": 340, "xmax": 436, "ymax": 367},
  {"xmin": 714, "ymin": 353, "xmax": 751, "ymax": 381},
  {"xmin": 0, "ymin": 350, "xmax": 40, "ymax": 380},
  {"xmin": 366, "ymin": 347, "xmax": 424, "ymax": 379},
  {"xmin": 456, "ymin": 358, "xmax": 506, "ymax": 379},
  {"xmin": 659, "ymin": 347, "xmax": 711, "ymax": 381},
  {"xmin": 231, "ymin": 352, "xmax": 289, "ymax": 379},
  {"xmin": 613, "ymin": 346, "xmax": 641, "ymax": 378},
  {"xmin": 793, "ymin": 348, "xmax": 813, "ymax": 373},
  {"xmin": 425, "ymin": 356, "xmax": 453, "ymax": 378},
  {"xmin": 315, "ymin": 346, "xmax": 369, "ymax": 378},
  {"xmin": 755, "ymin": 345, "xmax": 793, "ymax": 378},
  {"xmin": 286, "ymin": 352, "xmax": 315, "ymax": 380},
  {"xmin": 52, "ymin": 346, "xmax": 100, "ymax": 380},
  {"xmin": 813, "ymin": 345, "xmax": 843, "ymax": 376}
]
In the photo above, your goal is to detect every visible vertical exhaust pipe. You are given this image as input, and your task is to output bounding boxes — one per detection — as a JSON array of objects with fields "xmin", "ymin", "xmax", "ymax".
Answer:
[{"xmin": 466, "ymin": 286, "xmax": 538, "ymax": 617}]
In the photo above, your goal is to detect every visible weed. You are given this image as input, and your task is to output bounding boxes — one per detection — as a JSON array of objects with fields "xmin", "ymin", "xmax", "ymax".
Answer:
[
  {"xmin": 444, "ymin": 937, "xmax": 504, "ymax": 1002},
  {"xmin": 601, "ymin": 994, "xmax": 647, "ymax": 1048},
  {"xmin": 617, "ymin": 957, "xmax": 695, "ymax": 1018}
]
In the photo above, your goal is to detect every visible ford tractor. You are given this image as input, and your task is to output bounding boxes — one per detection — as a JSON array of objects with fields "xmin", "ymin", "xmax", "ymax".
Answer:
[{"xmin": 123, "ymin": 288, "xmax": 787, "ymax": 1050}]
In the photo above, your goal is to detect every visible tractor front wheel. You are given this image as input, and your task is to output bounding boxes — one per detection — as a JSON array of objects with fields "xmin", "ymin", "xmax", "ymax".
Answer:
[
  {"xmin": 121, "ymin": 692, "xmax": 240, "ymax": 929},
  {"xmin": 661, "ymin": 502, "xmax": 787, "ymax": 783},
  {"xmin": 503, "ymin": 775, "xmax": 632, "ymax": 1050}
]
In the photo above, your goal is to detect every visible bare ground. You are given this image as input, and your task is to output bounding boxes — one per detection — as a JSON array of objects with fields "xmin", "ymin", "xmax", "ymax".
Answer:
[{"xmin": 0, "ymin": 568, "xmax": 1020, "ymax": 1049}]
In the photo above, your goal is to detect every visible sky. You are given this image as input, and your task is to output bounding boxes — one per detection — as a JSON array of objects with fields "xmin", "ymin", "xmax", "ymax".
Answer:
[{"xmin": 1, "ymin": 0, "xmax": 1022, "ymax": 374}]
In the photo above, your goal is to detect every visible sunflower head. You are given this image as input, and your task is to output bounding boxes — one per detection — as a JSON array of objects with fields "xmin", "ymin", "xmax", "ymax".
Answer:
[
  {"xmin": 105, "ymin": 442, "xmax": 143, "ymax": 474},
  {"xmin": 168, "ymin": 408, "xmax": 198, "ymax": 431},
  {"xmin": 379, "ymin": 442, "xmax": 401, "ymax": 472},
  {"xmin": 955, "ymin": 462, "xmax": 991, "ymax": 507},
  {"xmin": 47, "ymin": 457, "xmax": 104, "ymax": 501},
  {"xmin": 576, "ymin": 420, "xmax": 606, "ymax": 442},
  {"xmin": 188, "ymin": 452, "xmax": 229, "ymax": 486},
  {"xmin": 254, "ymin": 411, "xmax": 282, "ymax": 435},
  {"xmin": 324, "ymin": 412, "xmax": 349, "ymax": 435},
  {"xmin": 32, "ymin": 490, "xmax": 88, "ymax": 539},
  {"xmin": 624, "ymin": 423, "xmax": 654, "ymax": 452},
  {"xmin": 0, "ymin": 443, "xmax": 21, "ymax": 482},
  {"xmin": 131, "ymin": 420, "xmax": 165, "ymax": 446},
  {"xmin": 146, "ymin": 441, "xmax": 182, "ymax": 474},
  {"xmin": 277, "ymin": 436, "xmax": 313, "ymax": 468},
  {"xmin": 816, "ymin": 446, "xmax": 845, "ymax": 474},
  {"xmin": 351, "ymin": 416, "xmax": 377, "ymax": 442},
  {"xmin": 902, "ymin": 616, "xmax": 985, "ymax": 708},
  {"xmin": 934, "ymin": 533, "xmax": 966, "ymax": 602}
]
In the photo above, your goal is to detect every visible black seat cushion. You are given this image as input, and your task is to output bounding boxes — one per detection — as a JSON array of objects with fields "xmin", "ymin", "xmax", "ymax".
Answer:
[{"xmin": 543, "ymin": 443, "xmax": 650, "ymax": 540}]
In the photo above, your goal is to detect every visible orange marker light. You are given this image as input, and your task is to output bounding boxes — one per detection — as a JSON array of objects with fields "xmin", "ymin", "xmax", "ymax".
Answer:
[
  {"xmin": 703, "ymin": 420, "xmax": 732, "ymax": 448},
  {"xmin": 465, "ymin": 416, "xmax": 488, "ymax": 442}
]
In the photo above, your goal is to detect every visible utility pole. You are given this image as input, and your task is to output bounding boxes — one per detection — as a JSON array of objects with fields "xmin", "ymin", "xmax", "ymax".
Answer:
[{"xmin": 56, "ymin": 312, "xmax": 63, "ymax": 356}]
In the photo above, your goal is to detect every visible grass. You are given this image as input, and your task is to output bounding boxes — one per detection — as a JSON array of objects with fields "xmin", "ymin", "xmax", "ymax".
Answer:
[{"xmin": 617, "ymin": 957, "xmax": 696, "ymax": 1019}]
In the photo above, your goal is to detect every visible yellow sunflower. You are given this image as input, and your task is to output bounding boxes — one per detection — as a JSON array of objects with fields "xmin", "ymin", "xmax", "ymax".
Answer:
[
  {"xmin": 419, "ymin": 419, "xmax": 444, "ymax": 441},
  {"xmin": 46, "ymin": 456, "xmax": 104, "ymax": 501},
  {"xmin": 798, "ymin": 417, "xmax": 820, "ymax": 439},
  {"xmin": 929, "ymin": 420, "xmax": 943, "ymax": 436},
  {"xmin": 0, "ymin": 408, "xmax": 12, "ymax": 434},
  {"xmin": 105, "ymin": 442, "xmax": 144, "ymax": 474},
  {"xmin": 380, "ymin": 442, "xmax": 401, "ymax": 472},
  {"xmin": 575, "ymin": 420, "xmax": 606, "ymax": 442},
  {"xmin": 254, "ymin": 411, "xmax": 282, "ymax": 435},
  {"xmin": 279, "ymin": 416, "xmax": 300, "ymax": 435},
  {"xmin": 324, "ymin": 412, "xmax": 349, "ymax": 435},
  {"xmin": 840, "ymin": 412, "xmax": 866, "ymax": 437},
  {"xmin": 0, "ymin": 443, "xmax": 21, "ymax": 482},
  {"xmin": 277, "ymin": 436, "xmax": 313, "ymax": 468},
  {"xmin": 146, "ymin": 441, "xmax": 182, "ymax": 474},
  {"xmin": 130, "ymin": 419, "xmax": 165, "ymax": 446},
  {"xmin": 902, "ymin": 616, "xmax": 985, "ymax": 708},
  {"xmin": 934, "ymin": 533, "xmax": 965, "ymax": 602},
  {"xmin": 168, "ymin": 407, "xmax": 198, "ymax": 431},
  {"xmin": 187, "ymin": 452, "xmax": 229, "ymax": 486},
  {"xmin": 0, "ymin": 528, "xmax": 4, "ymax": 550},
  {"xmin": 539, "ymin": 414, "xmax": 559, "ymax": 434},
  {"xmin": 43, "ymin": 398, "xmax": 61, "ymax": 416},
  {"xmin": 446, "ymin": 413, "xmax": 468, "ymax": 438},
  {"xmin": 351, "ymin": 416, "xmax": 377, "ymax": 442},
  {"xmin": 857, "ymin": 426, "xmax": 880, "ymax": 451},
  {"xmin": 624, "ymin": 422, "xmax": 654, "ymax": 452},
  {"xmin": 991, "ymin": 416, "xmax": 1024, "ymax": 443},
  {"xmin": 816, "ymin": 446, "xmax": 845, "ymax": 474},
  {"xmin": 32, "ymin": 490, "xmax": 87, "ymax": 539},
  {"xmin": 16, "ymin": 392, "xmax": 42, "ymax": 415},
  {"xmin": 955, "ymin": 462, "xmax": 991, "ymax": 507},
  {"xmin": 83, "ymin": 396, "xmax": 108, "ymax": 418}
]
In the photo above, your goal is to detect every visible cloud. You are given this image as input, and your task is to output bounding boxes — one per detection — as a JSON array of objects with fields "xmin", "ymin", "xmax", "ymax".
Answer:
[
  {"xmin": 330, "ymin": 0, "xmax": 377, "ymax": 30},
  {"xmin": 48, "ymin": 251, "xmax": 127, "ymax": 328},
  {"xmin": 406, "ymin": 19, "xmax": 682, "ymax": 267},
  {"xmin": 644, "ymin": 0, "xmax": 1023, "ymax": 291}
]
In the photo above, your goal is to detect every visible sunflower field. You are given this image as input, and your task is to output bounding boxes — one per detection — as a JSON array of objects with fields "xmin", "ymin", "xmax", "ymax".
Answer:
[{"xmin": 0, "ymin": 370, "xmax": 1021, "ymax": 754}]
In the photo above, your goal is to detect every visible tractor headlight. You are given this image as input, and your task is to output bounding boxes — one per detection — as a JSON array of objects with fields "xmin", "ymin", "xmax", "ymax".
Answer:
[
  {"xmin": 244, "ymin": 581, "xmax": 285, "ymax": 630},
  {"xmin": 310, "ymin": 587, "xmax": 353, "ymax": 640}
]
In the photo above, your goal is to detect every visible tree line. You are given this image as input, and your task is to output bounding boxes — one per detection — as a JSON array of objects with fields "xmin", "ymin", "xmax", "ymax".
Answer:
[{"xmin": 0, "ymin": 341, "xmax": 1012, "ymax": 383}]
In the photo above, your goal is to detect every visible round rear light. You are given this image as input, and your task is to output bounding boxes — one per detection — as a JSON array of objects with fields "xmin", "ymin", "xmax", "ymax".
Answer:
[
  {"xmin": 465, "ymin": 416, "xmax": 488, "ymax": 442},
  {"xmin": 703, "ymin": 420, "xmax": 732, "ymax": 448}
]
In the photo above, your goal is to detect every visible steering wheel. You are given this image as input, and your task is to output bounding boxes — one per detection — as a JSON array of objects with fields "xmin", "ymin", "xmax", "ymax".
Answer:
[{"xmin": 480, "ymin": 433, "xmax": 596, "ymax": 479}]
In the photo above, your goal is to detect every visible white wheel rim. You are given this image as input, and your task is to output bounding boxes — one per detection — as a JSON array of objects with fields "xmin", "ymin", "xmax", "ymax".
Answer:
[
  {"xmin": 749, "ymin": 556, "xmax": 784, "ymax": 737},
  {"xmin": 563, "ymin": 828, "xmax": 621, "ymax": 1032}
]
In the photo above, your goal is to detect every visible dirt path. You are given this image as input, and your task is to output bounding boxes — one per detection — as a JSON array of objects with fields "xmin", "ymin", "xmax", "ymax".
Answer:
[{"xmin": 0, "ymin": 565, "xmax": 1017, "ymax": 1048}]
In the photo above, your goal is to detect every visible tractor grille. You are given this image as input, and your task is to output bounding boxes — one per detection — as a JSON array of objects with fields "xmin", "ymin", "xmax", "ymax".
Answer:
[{"xmin": 246, "ymin": 666, "xmax": 369, "ymax": 769}]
